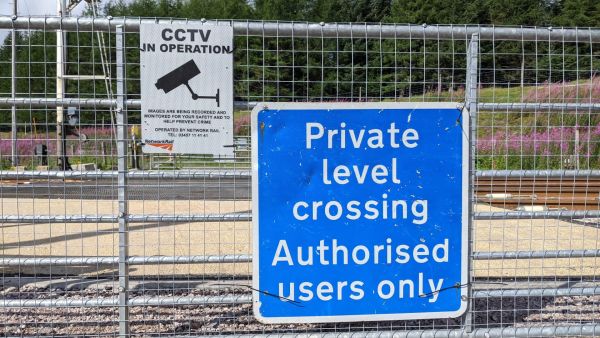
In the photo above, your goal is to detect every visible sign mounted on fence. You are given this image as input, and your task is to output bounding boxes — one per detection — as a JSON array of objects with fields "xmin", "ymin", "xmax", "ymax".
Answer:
[
  {"xmin": 140, "ymin": 23, "xmax": 233, "ymax": 156},
  {"xmin": 252, "ymin": 102, "xmax": 469, "ymax": 323}
]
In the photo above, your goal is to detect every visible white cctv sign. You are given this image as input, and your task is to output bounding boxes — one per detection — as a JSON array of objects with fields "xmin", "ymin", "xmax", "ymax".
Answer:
[{"xmin": 140, "ymin": 24, "xmax": 233, "ymax": 156}]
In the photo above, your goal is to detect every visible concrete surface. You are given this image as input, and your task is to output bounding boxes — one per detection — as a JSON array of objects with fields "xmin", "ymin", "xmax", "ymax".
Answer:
[{"xmin": 1, "ymin": 198, "xmax": 599, "ymax": 277}]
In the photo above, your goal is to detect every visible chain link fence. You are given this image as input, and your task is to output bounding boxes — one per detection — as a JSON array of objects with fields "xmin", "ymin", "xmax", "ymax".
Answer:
[{"xmin": 0, "ymin": 16, "xmax": 600, "ymax": 336}]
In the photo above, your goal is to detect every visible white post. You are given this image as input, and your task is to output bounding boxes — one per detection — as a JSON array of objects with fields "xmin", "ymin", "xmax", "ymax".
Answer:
[
  {"xmin": 56, "ymin": 0, "xmax": 67, "ymax": 169},
  {"xmin": 465, "ymin": 33, "xmax": 479, "ymax": 333},
  {"xmin": 575, "ymin": 128, "xmax": 580, "ymax": 170},
  {"xmin": 10, "ymin": 0, "xmax": 17, "ymax": 167},
  {"xmin": 115, "ymin": 25, "xmax": 130, "ymax": 336}
]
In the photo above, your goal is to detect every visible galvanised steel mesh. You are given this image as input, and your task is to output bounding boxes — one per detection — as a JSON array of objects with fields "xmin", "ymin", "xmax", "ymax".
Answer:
[{"xmin": 0, "ymin": 16, "xmax": 599, "ymax": 337}]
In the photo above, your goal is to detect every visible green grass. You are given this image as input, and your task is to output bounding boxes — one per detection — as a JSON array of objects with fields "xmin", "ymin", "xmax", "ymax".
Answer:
[{"xmin": 3, "ymin": 79, "xmax": 599, "ymax": 171}]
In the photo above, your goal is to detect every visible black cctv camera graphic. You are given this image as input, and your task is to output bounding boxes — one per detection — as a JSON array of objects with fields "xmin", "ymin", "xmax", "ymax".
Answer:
[{"xmin": 155, "ymin": 59, "xmax": 220, "ymax": 107}]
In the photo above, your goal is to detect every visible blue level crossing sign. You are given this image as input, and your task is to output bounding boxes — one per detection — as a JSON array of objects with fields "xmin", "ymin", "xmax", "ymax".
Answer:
[{"xmin": 251, "ymin": 102, "xmax": 469, "ymax": 323}]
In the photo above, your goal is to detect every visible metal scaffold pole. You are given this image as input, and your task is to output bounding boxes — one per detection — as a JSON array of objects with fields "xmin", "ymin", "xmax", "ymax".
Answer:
[
  {"xmin": 115, "ymin": 24, "xmax": 130, "ymax": 337},
  {"xmin": 56, "ymin": 0, "xmax": 67, "ymax": 170},
  {"xmin": 10, "ymin": 0, "xmax": 17, "ymax": 167}
]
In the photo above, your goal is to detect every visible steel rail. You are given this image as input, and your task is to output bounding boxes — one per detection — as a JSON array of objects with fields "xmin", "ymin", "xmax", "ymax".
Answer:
[
  {"xmin": 0, "ymin": 294, "xmax": 250, "ymax": 307},
  {"xmin": 1, "ymin": 249, "xmax": 598, "ymax": 266},
  {"xmin": 479, "ymin": 102, "xmax": 600, "ymax": 111},
  {"xmin": 0, "ymin": 97, "xmax": 257, "ymax": 109},
  {"xmin": 475, "ymin": 170, "xmax": 600, "ymax": 178},
  {"xmin": 473, "ymin": 249, "xmax": 600, "ymax": 260},
  {"xmin": 2, "ymin": 286, "xmax": 600, "ymax": 308},
  {"xmin": 0, "ymin": 255, "xmax": 252, "ymax": 266},
  {"xmin": 4, "ymin": 98, "xmax": 600, "ymax": 113},
  {"xmin": 0, "ymin": 213, "xmax": 252, "ymax": 223},
  {"xmin": 2, "ymin": 210, "xmax": 598, "ymax": 223},
  {"xmin": 474, "ymin": 210, "xmax": 600, "ymax": 220},
  {"xmin": 0, "ymin": 16, "xmax": 599, "ymax": 42},
  {"xmin": 208, "ymin": 324, "xmax": 600, "ymax": 338},
  {"xmin": 0, "ymin": 169, "xmax": 251, "ymax": 179},
  {"xmin": 2, "ymin": 170, "xmax": 600, "ymax": 180}
]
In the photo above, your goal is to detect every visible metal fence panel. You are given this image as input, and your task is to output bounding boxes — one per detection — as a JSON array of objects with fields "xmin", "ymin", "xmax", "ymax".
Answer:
[{"xmin": 1, "ymin": 16, "xmax": 600, "ymax": 336}]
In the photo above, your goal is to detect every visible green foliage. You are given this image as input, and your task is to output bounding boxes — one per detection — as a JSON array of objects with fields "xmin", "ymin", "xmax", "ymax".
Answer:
[
  {"xmin": 486, "ymin": 0, "xmax": 554, "ymax": 26},
  {"xmin": 553, "ymin": 0, "xmax": 600, "ymax": 27},
  {"xmin": 388, "ymin": 0, "xmax": 562, "ymax": 26},
  {"xmin": 389, "ymin": 0, "xmax": 489, "ymax": 24},
  {"xmin": 254, "ymin": 0, "xmax": 310, "ymax": 20},
  {"xmin": 1, "ymin": 0, "xmax": 599, "ymax": 143},
  {"xmin": 104, "ymin": 0, "xmax": 182, "ymax": 17},
  {"xmin": 183, "ymin": 0, "xmax": 253, "ymax": 19},
  {"xmin": 0, "ymin": 29, "xmax": 117, "ymax": 131}
]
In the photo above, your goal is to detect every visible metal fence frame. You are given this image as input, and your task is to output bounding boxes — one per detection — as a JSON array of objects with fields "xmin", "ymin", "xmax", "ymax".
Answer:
[{"xmin": 1, "ymin": 16, "xmax": 600, "ymax": 337}]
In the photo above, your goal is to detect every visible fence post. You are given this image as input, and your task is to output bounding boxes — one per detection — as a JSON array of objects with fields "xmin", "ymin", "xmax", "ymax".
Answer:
[
  {"xmin": 56, "ymin": 0, "xmax": 67, "ymax": 170},
  {"xmin": 10, "ymin": 1, "xmax": 17, "ymax": 166},
  {"xmin": 115, "ymin": 24, "xmax": 130, "ymax": 337},
  {"xmin": 574, "ymin": 128, "xmax": 580, "ymax": 170},
  {"xmin": 465, "ymin": 33, "xmax": 479, "ymax": 333}
]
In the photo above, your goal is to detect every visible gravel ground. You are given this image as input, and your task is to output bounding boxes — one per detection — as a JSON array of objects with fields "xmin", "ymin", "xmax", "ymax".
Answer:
[
  {"xmin": 1, "ymin": 284, "xmax": 599, "ymax": 337},
  {"xmin": 3, "ymin": 199, "xmax": 600, "ymax": 336}
]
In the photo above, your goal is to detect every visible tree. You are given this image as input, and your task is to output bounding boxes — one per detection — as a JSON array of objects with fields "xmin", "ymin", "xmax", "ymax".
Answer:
[
  {"xmin": 553, "ymin": 0, "xmax": 600, "ymax": 27},
  {"xmin": 389, "ymin": 0, "xmax": 489, "ymax": 25},
  {"xmin": 486, "ymin": 0, "xmax": 555, "ymax": 26},
  {"xmin": 181, "ymin": 0, "xmax": 253, "ymax": 19},
  {"xmin": 254, "ymin": 0, "xmax": 311, "ymax": 21}
]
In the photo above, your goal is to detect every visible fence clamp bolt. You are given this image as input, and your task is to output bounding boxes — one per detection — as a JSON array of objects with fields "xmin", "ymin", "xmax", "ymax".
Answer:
[
  {"xmin": 107, "ymin": 16, "xmax": 113, "ymax": 20},
  {"xmin": 118, "ymin": 286, "xmax": 126, "ymax": 292},
  {"xmin": 320, "ymin": 22, "xmax": 325, "ymax": 27},
  {"xmin": 11, "ymin": 15, "xmax": 17, "ymax": 21},
  {"xmin": 422, "ymin": 23, "xmax": 428, "ymax": 28}
]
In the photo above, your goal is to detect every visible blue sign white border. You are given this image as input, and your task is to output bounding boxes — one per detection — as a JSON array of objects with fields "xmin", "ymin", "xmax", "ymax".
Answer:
[{"xmin": 251, "ymin": 102, "xmax": 470, "ymax": 324}]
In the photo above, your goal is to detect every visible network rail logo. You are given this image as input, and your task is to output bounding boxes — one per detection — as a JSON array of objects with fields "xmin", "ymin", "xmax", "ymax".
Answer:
[{"xmin": 145, "ymin": 140, "xmax": 175, "ymax": 151}]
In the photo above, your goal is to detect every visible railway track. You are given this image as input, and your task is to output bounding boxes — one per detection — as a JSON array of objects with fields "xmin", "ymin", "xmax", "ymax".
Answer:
[
  {"xmin": 2, "ymin": 177, "xmax": 599, "ymax": 210},
  {"xmin": 476, "ymin": 177, "xmax": 600, "ymax": 211}
]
